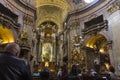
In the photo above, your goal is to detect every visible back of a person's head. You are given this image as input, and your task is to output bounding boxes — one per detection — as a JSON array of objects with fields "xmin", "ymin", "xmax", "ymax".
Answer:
[
  {"xmin": 4, "ymin": 43, "xmax": 20, "ymax": 56},
  {"xmin": 40, "ymin": 68, "xmax": 50, "ymax": 80},
  {"xmin": 109, "ymin": 66, "xmax": 115, "ymax": 73},
  {"xmin": 78, "ymin": 68, "xmax": 81, "ymax": 73},
  {"xmin": 70, "ymin": 64, "xmax": 78, "ymax": 74},
  {"xmin": 71, "ymin": 64, "xmax": 77, "ymax": 70}
]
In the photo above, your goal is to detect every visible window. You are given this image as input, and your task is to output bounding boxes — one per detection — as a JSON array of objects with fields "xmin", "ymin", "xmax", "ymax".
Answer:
[
  {"xmin": 84, "ymin": 0, "xmax": 95, "ymax": 3},
  {"xmin": 73, "ymin": 0, "xmax": 82, "ymax": 4}
]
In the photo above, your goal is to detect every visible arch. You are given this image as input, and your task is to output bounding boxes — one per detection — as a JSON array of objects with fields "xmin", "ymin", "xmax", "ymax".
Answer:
[
  {"xmin": 40, "ymin": 21, "xmax": 58, "ymax": 29},
  {"xmin": 85, "ymin": 34, "xmax": 107, "ymax": 50},
  {"xmin": 0, "ymin": 25, "xmax": 15, "ymax": 44},
  {"xmin": 99, "ymin": 31, "xmax": 111, "ymax": 41},
  {"xmin": 37, "ymin": 19, "xmax": 60, "ymax": 28},
  {"xmin": 85, "ymin": 34, "xmax": 111, "ymax": 71}
]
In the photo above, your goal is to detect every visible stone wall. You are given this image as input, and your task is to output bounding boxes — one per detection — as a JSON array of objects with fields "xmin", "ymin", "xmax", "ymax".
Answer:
[{"xmin": 108, "ymin": 10, "xmax": 120, "ymax": 74}]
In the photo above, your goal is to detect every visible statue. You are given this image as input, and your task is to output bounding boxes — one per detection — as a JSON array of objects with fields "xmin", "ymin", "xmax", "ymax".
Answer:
[{"xmin": 16, "ymin": 30, "xmax": 31, "ymax": 52}]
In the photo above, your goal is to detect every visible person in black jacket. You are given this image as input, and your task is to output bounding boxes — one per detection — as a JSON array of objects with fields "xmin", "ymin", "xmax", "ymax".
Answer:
[
  {"xmin": 0, "ymin": 43, "xmax": 33, "ymax": 80},
  {"xmin": 40, "ymin": 68, "xmax": 50, "ymax": 80},
  {"xmin": 69, "ymin": 64, "xmax": 79, "ymax": 80}
]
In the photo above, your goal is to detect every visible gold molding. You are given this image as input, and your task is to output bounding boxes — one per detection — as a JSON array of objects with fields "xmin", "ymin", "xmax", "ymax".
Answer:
[{"xmin": 36, "ymin": 0, "xmax": 69, "ymax": 11}]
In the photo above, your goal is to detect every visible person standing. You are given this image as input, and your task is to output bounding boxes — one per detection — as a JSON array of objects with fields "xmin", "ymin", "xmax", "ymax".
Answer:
[
  {"xmin": 68, "ymin": 64, "xmax": 79, "ymax": 80},
  {"xmin": 57, "ymin": 68, "xmax": 62, "ymax": 80},
  {"xmin": 40, "ymin": 68, "xmax": 50, "ymax": 80},
  {"xmin": 0, "ymin": 43, "xmax": 33, "ymax": 80},
  {"xmin": 62, "ymin": 64, "xmax": 68, "ymax": 80}
]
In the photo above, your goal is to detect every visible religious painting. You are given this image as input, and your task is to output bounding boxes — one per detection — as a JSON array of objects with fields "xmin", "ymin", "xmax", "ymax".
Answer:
[{"xmin": 42, "ymin": 43, "xmax": 53, "ymax": 62}]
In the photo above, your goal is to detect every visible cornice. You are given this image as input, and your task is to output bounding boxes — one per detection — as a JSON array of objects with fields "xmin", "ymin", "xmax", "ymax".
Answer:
[
  {"xmin": 107, "ymin": 0, "xmax": 120, "ymax": 15},
  {"xmin": 82, "ymin": 20, "xmax": 108, "ymax": 35},
  {"xmin": 0, "ymin": 13, "xmax": 20, "ymax": 31},
  {"xmin": 70, "ymin": 0, "xmax": 100, "ymax": 15},
  {"xmin": 6, "ymin": 0, "xmax": 37, "ymax": 19},
  {"xmin": 17, "ymin": 0, "xmax": 36, "ymax": 11},
  {"xmin": 65, "ymin": 0, "xmax": 114, "ymax": 23}
]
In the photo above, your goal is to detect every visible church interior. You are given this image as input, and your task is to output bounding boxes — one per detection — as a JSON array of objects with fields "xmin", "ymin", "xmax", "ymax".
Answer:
[{"xmin": 0, "ymin": 0, "xmax": 120, "ymax": 79}]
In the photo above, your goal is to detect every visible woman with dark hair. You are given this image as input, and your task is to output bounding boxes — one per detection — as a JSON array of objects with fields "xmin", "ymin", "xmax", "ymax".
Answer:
[
  {"xmin": 109, "ymin": 66, "xmax": 115, "ymax": 73},
  {"xmin": 61, "ymin": 65, "xmax": 68, "ymax": 80},
  {"xmin": 68, "ymin": 64, "xmax": 79, "ymax": 80}
]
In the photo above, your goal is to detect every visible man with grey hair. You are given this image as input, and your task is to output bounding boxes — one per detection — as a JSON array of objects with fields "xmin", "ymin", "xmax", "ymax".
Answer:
[{"xmin": 0, "ymin": 42, "xmax": 33, "ymax": 80}]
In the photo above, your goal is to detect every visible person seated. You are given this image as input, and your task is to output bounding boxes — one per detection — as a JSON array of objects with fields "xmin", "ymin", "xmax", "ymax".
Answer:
[
  {"xmin": 33, "ymin": 71, "xmax": 40, "ymax": 77},
  {"xmin": 90, "ymin": 69, "xmax": 97, "ymax": 77}
]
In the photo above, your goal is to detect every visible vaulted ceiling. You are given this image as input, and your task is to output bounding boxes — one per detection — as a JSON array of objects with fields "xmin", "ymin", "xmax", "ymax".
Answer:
[
  {"xmin": 35, "ymin": 0, "xmax": 100, "ymax": 33},
  {"xmin": 36, "ymin": 0, "xmax": 70, "ymax": 32}
]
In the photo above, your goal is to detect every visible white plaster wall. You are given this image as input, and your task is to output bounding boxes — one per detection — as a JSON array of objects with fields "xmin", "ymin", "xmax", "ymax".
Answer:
[{"xmin": 108, "ymin": 10, "xmax": 120, "ymax": 74}]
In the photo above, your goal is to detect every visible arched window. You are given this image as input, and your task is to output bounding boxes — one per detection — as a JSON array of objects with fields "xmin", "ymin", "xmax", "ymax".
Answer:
[{"xmin": 84, "ymin": 0, "xmax": 95, "ymax": 3}]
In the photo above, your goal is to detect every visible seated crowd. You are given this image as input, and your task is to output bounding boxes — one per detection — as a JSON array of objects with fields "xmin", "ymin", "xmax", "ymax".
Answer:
[{"xmin": 33, "ymin": 64, "xmax": 120, "ymax": 80}]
